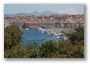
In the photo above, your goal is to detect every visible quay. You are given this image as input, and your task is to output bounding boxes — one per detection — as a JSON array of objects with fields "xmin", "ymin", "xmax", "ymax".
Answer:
[{"xmin": 38, "ymin": 27, "xmax": 72, "ymax": 40}]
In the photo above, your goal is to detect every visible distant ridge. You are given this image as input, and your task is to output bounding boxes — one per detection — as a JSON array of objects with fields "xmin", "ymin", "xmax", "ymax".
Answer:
[{"xmin": 4, "ymin": 11, "xmax": 69, "ymax": 16}]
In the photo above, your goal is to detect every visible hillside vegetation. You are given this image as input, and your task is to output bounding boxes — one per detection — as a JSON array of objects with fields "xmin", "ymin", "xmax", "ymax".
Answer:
[{"xmin": 4, "ymin": 25, "xmax": 84, "ymax": 58}]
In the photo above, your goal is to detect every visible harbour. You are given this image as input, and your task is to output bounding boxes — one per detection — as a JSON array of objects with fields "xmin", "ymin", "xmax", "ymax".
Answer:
[
  {"xmin": 22, "ymin": 29, "xmax": 62, "ymax": 46},
  {"xmin": 4, "ymin": 4, "xmax": 84, "ymax": 58}
]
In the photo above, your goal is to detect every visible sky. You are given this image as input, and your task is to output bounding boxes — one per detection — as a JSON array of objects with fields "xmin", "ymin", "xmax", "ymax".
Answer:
[{"xmin": 4, "ymin": 4, "xmax": 84, "ymax": 14}]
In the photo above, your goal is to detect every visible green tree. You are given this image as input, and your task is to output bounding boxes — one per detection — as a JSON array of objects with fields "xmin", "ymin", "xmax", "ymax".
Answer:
[
  {"xmin": 4, "ymin": 25, "xmax": 23, "ymax": 50},
  {"xmin": 65, "ymin": 26, "xmax": 84, "ymax": 43}
]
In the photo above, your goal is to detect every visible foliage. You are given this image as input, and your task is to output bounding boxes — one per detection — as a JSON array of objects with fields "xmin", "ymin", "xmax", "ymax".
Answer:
[
  {"xmin": 4, "ymin": 25, "xmax": 23, "ymax": 50},
  {"xmin": 4, "ymin": 43, "xmax": 30, "ymax": 58},
  {"xmin": 27, "ymin": 42, "xmax": 39, "ymax": 49},
  {"xmin": 65, "ymin": 26, "xmax": 84, "ymax": 43},
  {"xmin": 4, "ymin": 40, "xmax": 84, "ymax": 58},
  {"xmin": 40, "ymin": 40, "xmax": 58, "ymax": 57},
  {"xmin": 4, "ymin": 26, "xmax": 84, "ymax": 58}
]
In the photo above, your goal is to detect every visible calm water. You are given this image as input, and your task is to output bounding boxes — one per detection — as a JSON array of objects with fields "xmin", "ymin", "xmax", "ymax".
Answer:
[{"xmin": 22, "ymin": 29, "xmax": 62, "ymax": 46}]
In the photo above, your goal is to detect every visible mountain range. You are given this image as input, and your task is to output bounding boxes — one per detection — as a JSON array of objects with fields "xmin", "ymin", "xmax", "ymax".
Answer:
[{"xmin": 4, "ymin": 11, "xmax": 67, "ymax": 16}]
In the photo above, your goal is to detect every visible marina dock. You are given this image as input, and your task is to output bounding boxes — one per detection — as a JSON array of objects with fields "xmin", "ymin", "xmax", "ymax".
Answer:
[{"xmin": 38, "ymin": 27, "xmax": 72, "ymax": 40}]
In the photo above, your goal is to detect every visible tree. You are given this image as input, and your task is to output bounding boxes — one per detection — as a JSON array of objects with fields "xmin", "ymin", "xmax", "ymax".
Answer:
[
  {"xmin": 4, "ymin": 25, "xmax": 23, "ymax": 50},
  {"xmin": 65, "ymin": 26, "xmax": 84, "ymax": 43}
]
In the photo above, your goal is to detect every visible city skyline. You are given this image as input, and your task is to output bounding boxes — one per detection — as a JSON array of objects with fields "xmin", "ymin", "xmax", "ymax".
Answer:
[{"xmin": 4, "ymin": 4, "xmax": 84, "ymax": 15}]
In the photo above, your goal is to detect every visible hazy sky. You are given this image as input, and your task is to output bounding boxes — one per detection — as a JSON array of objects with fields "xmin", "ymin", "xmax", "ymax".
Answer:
[{"xmin": 4, "ymin": 4, "xmax": 84, "ymax": 14}]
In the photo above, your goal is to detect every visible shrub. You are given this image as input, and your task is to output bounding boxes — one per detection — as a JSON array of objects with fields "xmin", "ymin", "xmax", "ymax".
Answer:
[
  {"xmin": 65, "ymin": 26, "xmax": 84, "ymax": 43},
  {"xmin": 4, "ymin": 25, "xmax": 23, "ymax": 50}
]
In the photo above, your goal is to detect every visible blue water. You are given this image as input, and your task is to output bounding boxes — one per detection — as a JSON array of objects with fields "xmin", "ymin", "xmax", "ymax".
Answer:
[{"xmin": 22, "ymin": 29, "xmax": 62, "ymax": 46}]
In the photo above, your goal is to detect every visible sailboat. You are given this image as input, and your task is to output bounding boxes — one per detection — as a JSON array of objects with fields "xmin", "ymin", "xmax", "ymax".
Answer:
[
  {"xmin": 26, "ymin": 28, "xmax": 29, "ymax": 30},
  {"xmin": 56, "ymin": 36, "xmax": 60, "ymax": 38}
]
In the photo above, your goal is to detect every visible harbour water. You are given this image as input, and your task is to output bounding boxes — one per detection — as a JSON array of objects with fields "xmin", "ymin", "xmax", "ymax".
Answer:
[{"xmin": 22, "ymin": 29, "xmax": 62, "ymax": 46}]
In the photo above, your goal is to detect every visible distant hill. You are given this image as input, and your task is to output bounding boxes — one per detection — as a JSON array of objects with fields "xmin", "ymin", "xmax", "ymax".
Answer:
[{"xmin": 4, "ymin": 11, "xmax": 67, "ymax": 16}]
